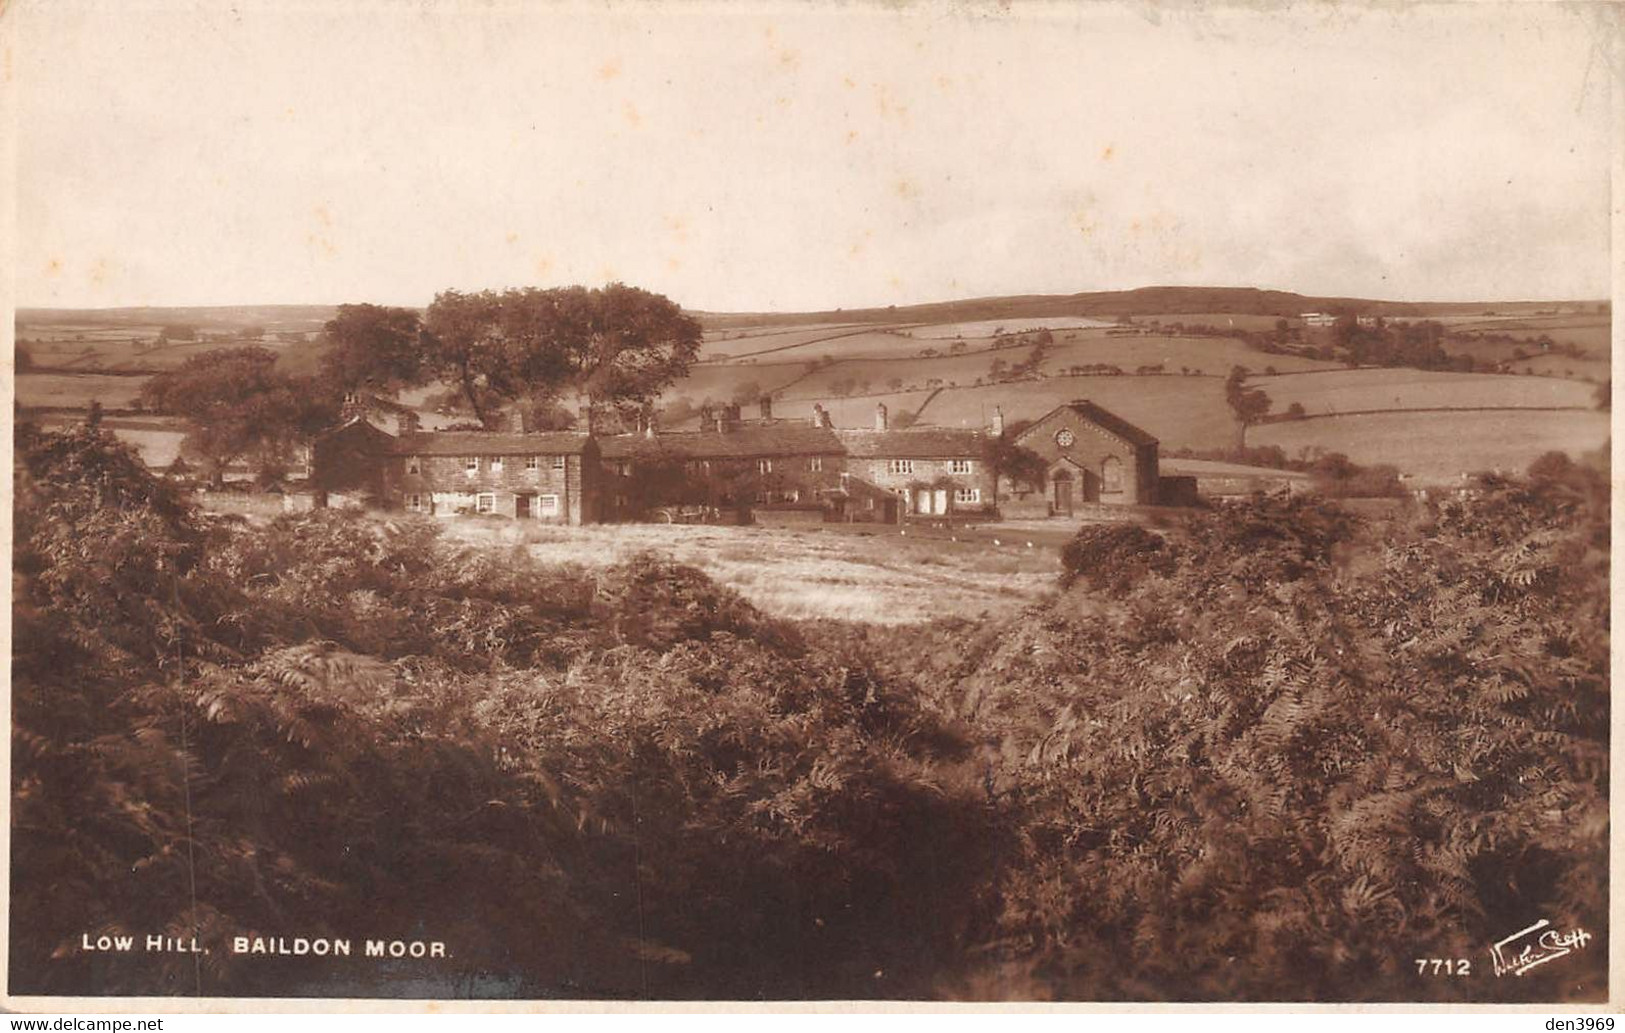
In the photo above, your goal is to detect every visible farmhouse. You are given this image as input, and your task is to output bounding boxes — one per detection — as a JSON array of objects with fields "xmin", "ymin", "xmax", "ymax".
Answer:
[{"xmin": 309, "ymin": 397, "xmax": 1166, "ymax": 524}]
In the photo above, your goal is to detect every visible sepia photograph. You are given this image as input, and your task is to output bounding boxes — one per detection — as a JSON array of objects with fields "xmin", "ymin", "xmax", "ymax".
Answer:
[{"xmin": 4, "ymin": 0, "xmax": 1617, "ymax": 1008}]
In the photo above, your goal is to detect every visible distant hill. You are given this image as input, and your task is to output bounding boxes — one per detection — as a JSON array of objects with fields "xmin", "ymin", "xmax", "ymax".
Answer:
[
  {"xmin": 17, "ymin": 304, "xmax": 338, "ymax": 330},
  {"xmin": 19, "ymin": 287, "xmax": 1603, "ymax": 335},
  {"xmin": 693, "ymin": 286, "xmax": 1604, "ymax": 330}
]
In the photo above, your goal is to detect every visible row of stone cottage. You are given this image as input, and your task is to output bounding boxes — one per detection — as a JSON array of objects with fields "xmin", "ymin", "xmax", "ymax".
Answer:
[{"xmin": 310, "ymin": 397, "xmax": 1180, "ymax": 525}]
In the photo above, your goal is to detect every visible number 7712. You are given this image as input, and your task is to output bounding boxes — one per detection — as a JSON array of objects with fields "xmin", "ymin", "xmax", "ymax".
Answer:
[{"xmin": 1415, "ymin": 958, "xmax": 1471, "ymax": 976}]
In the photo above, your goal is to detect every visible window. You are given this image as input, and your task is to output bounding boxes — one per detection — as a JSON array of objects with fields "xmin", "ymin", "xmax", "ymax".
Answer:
[
  {"xmin": 538, "ymin": 494, "xmax": 560, "ymax": 515},
  {"xmin": 490, "ymin": 456, "xmax": 504, "ymax": 473},
  {"xmin": 463, "ymin": 456, "xmax": 478, "ymax": 474},
  {"xmin": 407, "ymin": 493, "xmax": 423, "ymax": 513},
  {"xmin": 1102, "ymin": 456, "xmax": 1125, "ymax": 493},
  {"xmin": 525, "ymin": 455, "xmax": 539, "ymax": 471},
  {"xmin": 476, "ymin": 493, "xmax": 496, "ymax": 514},
  {"xmin": 866, "ymin": 498, "xmax": 876, "ymax": 510},
  {"xmin": 407, "ymin": 455, "xmax": 421, "ymax": 474},
  {"xmin": 787, "ymin": 490, "xmax": 800, "ymax": 503},
  {"xmin": 808, "ymin": 457, "xmax": 822, "ymax": 472},
  {"xmin": 951, "ymin": 459, "xmax": 974, "ymax": 474},
  {"xmin": 888, "ymin": 459, "xmax": 914, "ymax": 475},
  {"xmin": 552, "ymin": 455, "xmax": 566, "ymax": 470},
  {"xmin": 955, "ymin": 487, "xmax": 981, "ymax": 505},
  {"xmin": 754, "ymin": 491, "xmax": 769, "ymax": 504},
  {"xmin": 757, "ymin": 459, "xmax": 773, "ymax": 474}
]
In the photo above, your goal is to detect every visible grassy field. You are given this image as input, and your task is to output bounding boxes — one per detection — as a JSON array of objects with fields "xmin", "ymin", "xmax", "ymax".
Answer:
[
  {"xmin": 769, "ymin": 389, "xmax": 940, "ymax": 427},
  {"xmin": 911, "ymin": 316, "xmax": 1116, "ymax": 339},
  {"xmin": 1436, "ymin": 314, "xmax": 1612, "ymax": 358},
  {"xmin": 1040, "ymin": 332, "xmax": 1337, "ymax": 376},
  {"xmin": 700, "ymin": 328, "xmax": 936, "ymax": 364},
  {"xmin": 16, "ymin": 373, "xmax": 149, "ymax": 409},
  {"xmin": 1136, "ymin": 312, "xmax": 1294, "ymax": 332},
  {"xmin": 1507, "ymin": 355, "xmax": 1612, "ymax": 383},
  {"xmin": 915, "ymin": 376, "xmax": 1234, "ymax": 447},
  {"xmin": 1255, "ymin": 368, "xmax": 1597, "ymax": 414},
  {"xmin": 1251, "ymin": 409, "xmax": 1611, "ymax": 483},
  {"xmin": 780, "ymin": 346, "xmax": 1041, "ymax": 397},
  {"xmin": 29, "ymin": 413, "xmax": 188, "ymax": 467},
  {"xmin": 443, "ymin": 520, "xmax": 1057, "ymax": 624}
]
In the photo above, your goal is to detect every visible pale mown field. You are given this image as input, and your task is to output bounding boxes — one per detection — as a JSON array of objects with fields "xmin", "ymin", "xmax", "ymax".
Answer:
[
  {"xmin": 442, "ymin": 521, "xmax": 1058, "ymax": 624},
  {"xmin": 1251, "ymin": 409, "xmax": 1612, "ymax": 484},
  {"xmin": 1255, "ymin": 368, "xmax": 1598, "ymax": 415}
]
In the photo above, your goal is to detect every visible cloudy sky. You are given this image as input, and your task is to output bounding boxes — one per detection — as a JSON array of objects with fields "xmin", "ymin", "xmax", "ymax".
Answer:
[{"xmin": 10, "ymin": 0, "xmax": 1618, "ymax": 312}]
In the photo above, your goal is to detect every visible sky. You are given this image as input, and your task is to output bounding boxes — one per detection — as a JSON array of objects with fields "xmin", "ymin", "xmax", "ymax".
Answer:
[{"xmin": 9, "ymin": 0, "xmax": 1619, "ymax": 312}]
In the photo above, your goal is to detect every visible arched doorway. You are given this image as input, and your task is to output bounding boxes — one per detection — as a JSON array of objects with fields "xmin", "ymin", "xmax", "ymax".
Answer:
[{"xmin": 1052, "ymin": 469, "xmax": 1074, "ymax": 516}]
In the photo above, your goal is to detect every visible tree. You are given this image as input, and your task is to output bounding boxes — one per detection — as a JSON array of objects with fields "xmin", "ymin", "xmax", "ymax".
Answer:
[
  {"xmin": 981, "ymin": 425, "xmax": 1048, "ymax": 505},
  {"xmin": 139, "ymin": 347, "xmax": 337, "ymax": 486},
  {"xmin": 421, "ymin": 283, "xmax": 701, "ymax": 427},
  {"xmin": 730, "ymin": 379, "xmax": 764, "ymax": 406},
  {"xmin": 1225, "ymin": 365, "xmax": 1272, "ymax": 449},
  {"xmin": 321, "ymin": 304, "xmax": 427, "ymax": 392}
]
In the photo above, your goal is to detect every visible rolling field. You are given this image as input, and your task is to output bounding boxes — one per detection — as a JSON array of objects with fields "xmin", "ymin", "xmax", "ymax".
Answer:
[
  {"xmin": 915, "ymin": 376, "xmax": 1234, "ymax": 447},
  {"xmin": 699, "ymin": 328, "xmax": 936, "ymax": 364},
  {"xmin": 911, "ymin": 316, "xmax": 1116, "ymax": 339},
  {"xmin": 768, "ymin": 389, "xmax": 940, "ymax": 427},
  {"xmin": 29, "ymin": 413, "xmax": 188, "ymax": 468},
  {"xmin": 659, "ymin": 362, "xmax": 810, "ymax": 404},
  {"xmin": 1507, "ymin": 355, "xmax": 1612, "ymax": 382},
  {"xmin": 1436, "ymin": 314, "xmax": 1611, "ymax": 358},
  {"xmin": 1137, "ymin": 312, "xmax": 1295, "ymax": 332},
  {"xmin": 445, "ymin": 520, "xmax": 1057, "ymax": 624},
  {"xmin": 1040, "ymin": 332, "xmax": 1338, "ymax": 376},
  {"xmin": 779, "ymin": 345, "xmax": 1042, "ymax": 398},
  {"xmin": 16, "ymin": 373, "xmax": 149, "ymax": 409},
  {"xmin": 1251, "ymin": 409, "xmax": 1611, "ymax": 484},
  {"xmin": 1254, "ymin": 368, "xmax": 1598, "ymax": 415}
]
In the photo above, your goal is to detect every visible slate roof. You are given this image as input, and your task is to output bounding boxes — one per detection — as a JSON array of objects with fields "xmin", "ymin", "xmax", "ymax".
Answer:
[
  {"xmin": 835, "ymin": 428, "xmax": 987, "ymax": 459},
  {"xmin": 389, "ymin": 431, "xmax": 595, "ymax": 456},
  {"xmin": 1056, "ymin": 399, "xmax": 1160, "ymax": 449},
  {"xmin": 598, "ymin": 426, "xmax": 846, "ymax": 461}
]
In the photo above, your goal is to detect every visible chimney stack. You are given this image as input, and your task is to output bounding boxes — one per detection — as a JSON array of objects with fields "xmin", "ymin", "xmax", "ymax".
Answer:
[
  {"xmin": 578, "ymin": 398, "xmax": 597, "ymax": 435},
  {"xmin": 509, "ymin": 409, "xmax": 526, "ymax": 434},
  {"xmin": 875, "ymin": 403, "xmax": 888, "ymax": 432},
  {"xmin": 759, "ymin": 394, "xmax": 773, "ymax": 421},
  {"xmin": 340, "ymin": 392, "xmax": 366, "ymax": 423},
  {"xmin": 810, "ymin": 404, "xmax": 824, "ymax": 428},
  {"xmin": 991, "ymin": 406, "xmax": 1005, "ymax": 437},
  {"xmin": 396, "ymin": 410, "xmax": 421, "ymax": 437}
]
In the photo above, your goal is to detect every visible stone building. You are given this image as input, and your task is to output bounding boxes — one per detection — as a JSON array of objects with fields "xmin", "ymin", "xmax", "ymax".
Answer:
[
  {"xmin": 309, "ymin": 397, "xmax": 1166, "ymax": 524},
  {"xmin": 1014, "ymin": 399, "xmax": 1162, "ymax": 512}
]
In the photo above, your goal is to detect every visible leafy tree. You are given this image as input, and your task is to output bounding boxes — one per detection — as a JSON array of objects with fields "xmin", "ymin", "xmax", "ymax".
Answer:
[
  {"xmin": 421, "ymin": 283, "xmax": 701, "ymax": 427},
  {"xmin": 320, "ymin": 303, "xmax": 427, "ymax": 392},
  {"xmin": 1225, "ymin": 365, "xmax": 1272, "ymax": 448},
  {"xmin": 139, "ymin": 347, "xmax": 337, "ymax": 486},
  {"xmin": 982, "ymin": 427, "xmax": 1048, "ymax": 504}
]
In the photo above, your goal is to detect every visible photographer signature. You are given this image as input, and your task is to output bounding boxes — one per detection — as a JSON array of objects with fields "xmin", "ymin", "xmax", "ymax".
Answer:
[{"xmin": 1489, "ymin": 918, "xmax": 1592, "ymax": 977}]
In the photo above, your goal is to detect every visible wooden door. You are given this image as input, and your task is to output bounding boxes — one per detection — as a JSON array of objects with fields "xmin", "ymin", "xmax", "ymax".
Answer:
[
  {"xmin": 1053, "ymin": 472, "xmax": 1073, "ymax": 515},
  {"xmin": 516, "ymin": 494, "xmax": 532, "ymax": 519}
]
